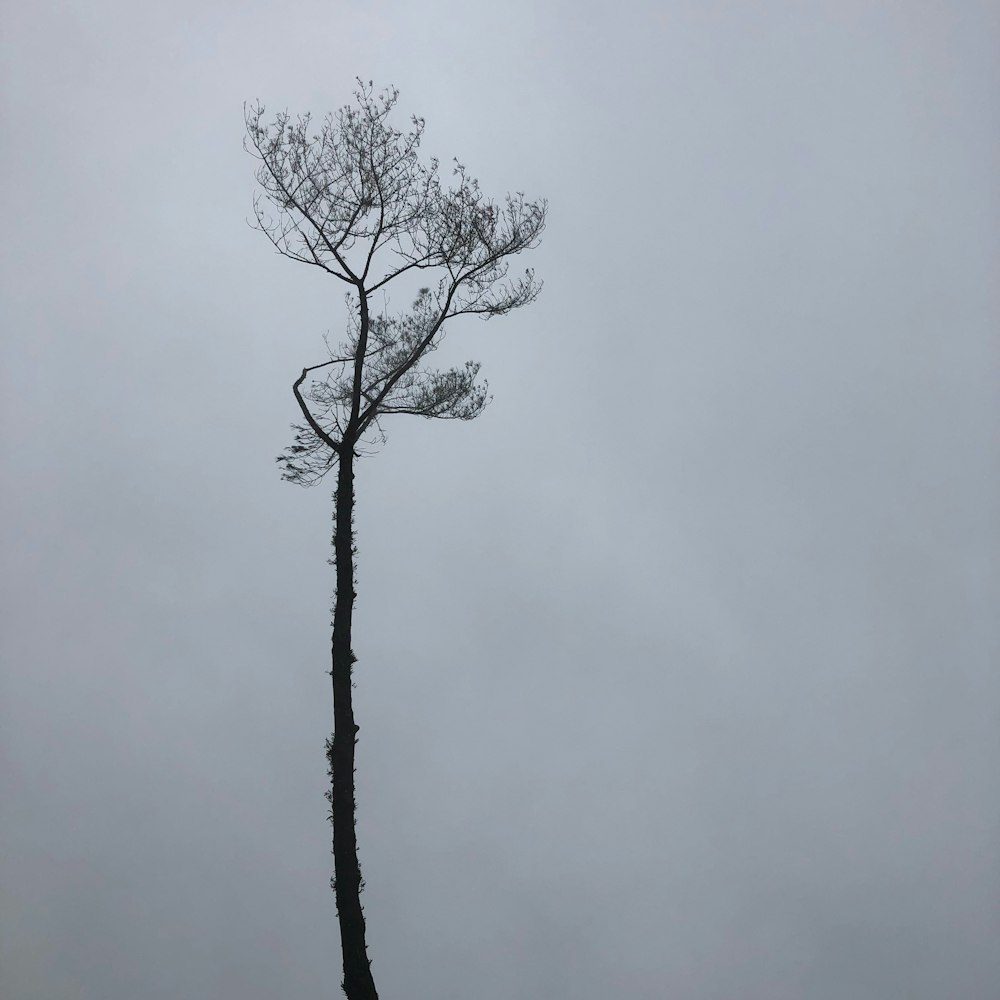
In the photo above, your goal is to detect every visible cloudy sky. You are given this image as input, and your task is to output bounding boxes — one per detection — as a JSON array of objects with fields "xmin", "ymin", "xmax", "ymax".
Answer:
[{"xmin": 3, "ymin": 2, "xmax": 998, "ymax": 998}]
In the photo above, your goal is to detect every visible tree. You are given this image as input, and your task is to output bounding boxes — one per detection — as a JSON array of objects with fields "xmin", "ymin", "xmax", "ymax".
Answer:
[{"xmin": 245, "ymin": 82, "xmax": 546, "ymax": 1000}]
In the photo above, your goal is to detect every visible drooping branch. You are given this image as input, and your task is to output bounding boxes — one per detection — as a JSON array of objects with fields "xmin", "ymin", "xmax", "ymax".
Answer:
[{"xmin": 293, "ymin": 362, "xmax": 345, "ymax": 452}]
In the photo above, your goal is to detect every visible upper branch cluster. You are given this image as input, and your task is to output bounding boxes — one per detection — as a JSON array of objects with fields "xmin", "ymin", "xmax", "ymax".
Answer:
[{"xmin": 246, "ymin": 80, "xmax": 546, "ymax": 485}]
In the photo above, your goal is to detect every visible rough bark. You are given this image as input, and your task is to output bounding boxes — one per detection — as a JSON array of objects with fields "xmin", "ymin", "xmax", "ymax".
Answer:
[{"xmin": 329, "ymin": 452, "xmax": 378, "ymax": 1000}]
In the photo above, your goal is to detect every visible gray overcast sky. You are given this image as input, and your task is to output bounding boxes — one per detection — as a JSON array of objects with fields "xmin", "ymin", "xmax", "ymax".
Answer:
[{"xmin": 2, "ymin": 2, "xmax": 998, "ymax": 998}]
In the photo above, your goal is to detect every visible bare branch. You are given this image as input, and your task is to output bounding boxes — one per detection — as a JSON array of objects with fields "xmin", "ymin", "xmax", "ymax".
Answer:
[{"xmin": 293, "ymin": 365, "xmax": 343, "ymax": 452}]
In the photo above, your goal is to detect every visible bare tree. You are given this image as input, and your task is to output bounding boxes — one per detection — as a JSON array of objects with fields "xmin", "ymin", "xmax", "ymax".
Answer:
[{"xmin": 245, "ymin": 82, "xmax": 546, "ymax": 1000}]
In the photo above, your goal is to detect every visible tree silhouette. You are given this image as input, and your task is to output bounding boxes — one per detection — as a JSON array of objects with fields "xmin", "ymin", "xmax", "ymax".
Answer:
[{"xmin": 245, "ymin": 82, "xmax": 546, "ymax": 1000}]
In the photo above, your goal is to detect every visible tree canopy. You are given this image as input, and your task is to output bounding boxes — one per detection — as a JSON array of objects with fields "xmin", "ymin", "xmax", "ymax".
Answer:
[{"xmin": 245, "ymin": 82, "xmax": 547, "ymax": 481}]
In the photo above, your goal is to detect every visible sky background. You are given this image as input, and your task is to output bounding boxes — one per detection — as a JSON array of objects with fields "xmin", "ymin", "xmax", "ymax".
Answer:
[{"xmin": 2, "ymin": 1, "xmax": 998, "ymax": 998}]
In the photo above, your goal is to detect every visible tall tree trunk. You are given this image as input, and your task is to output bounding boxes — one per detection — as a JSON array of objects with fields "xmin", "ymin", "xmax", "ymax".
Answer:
[{"xmin": 329, "ymin": 452, "xmax": 378, "ymax": 1000}]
